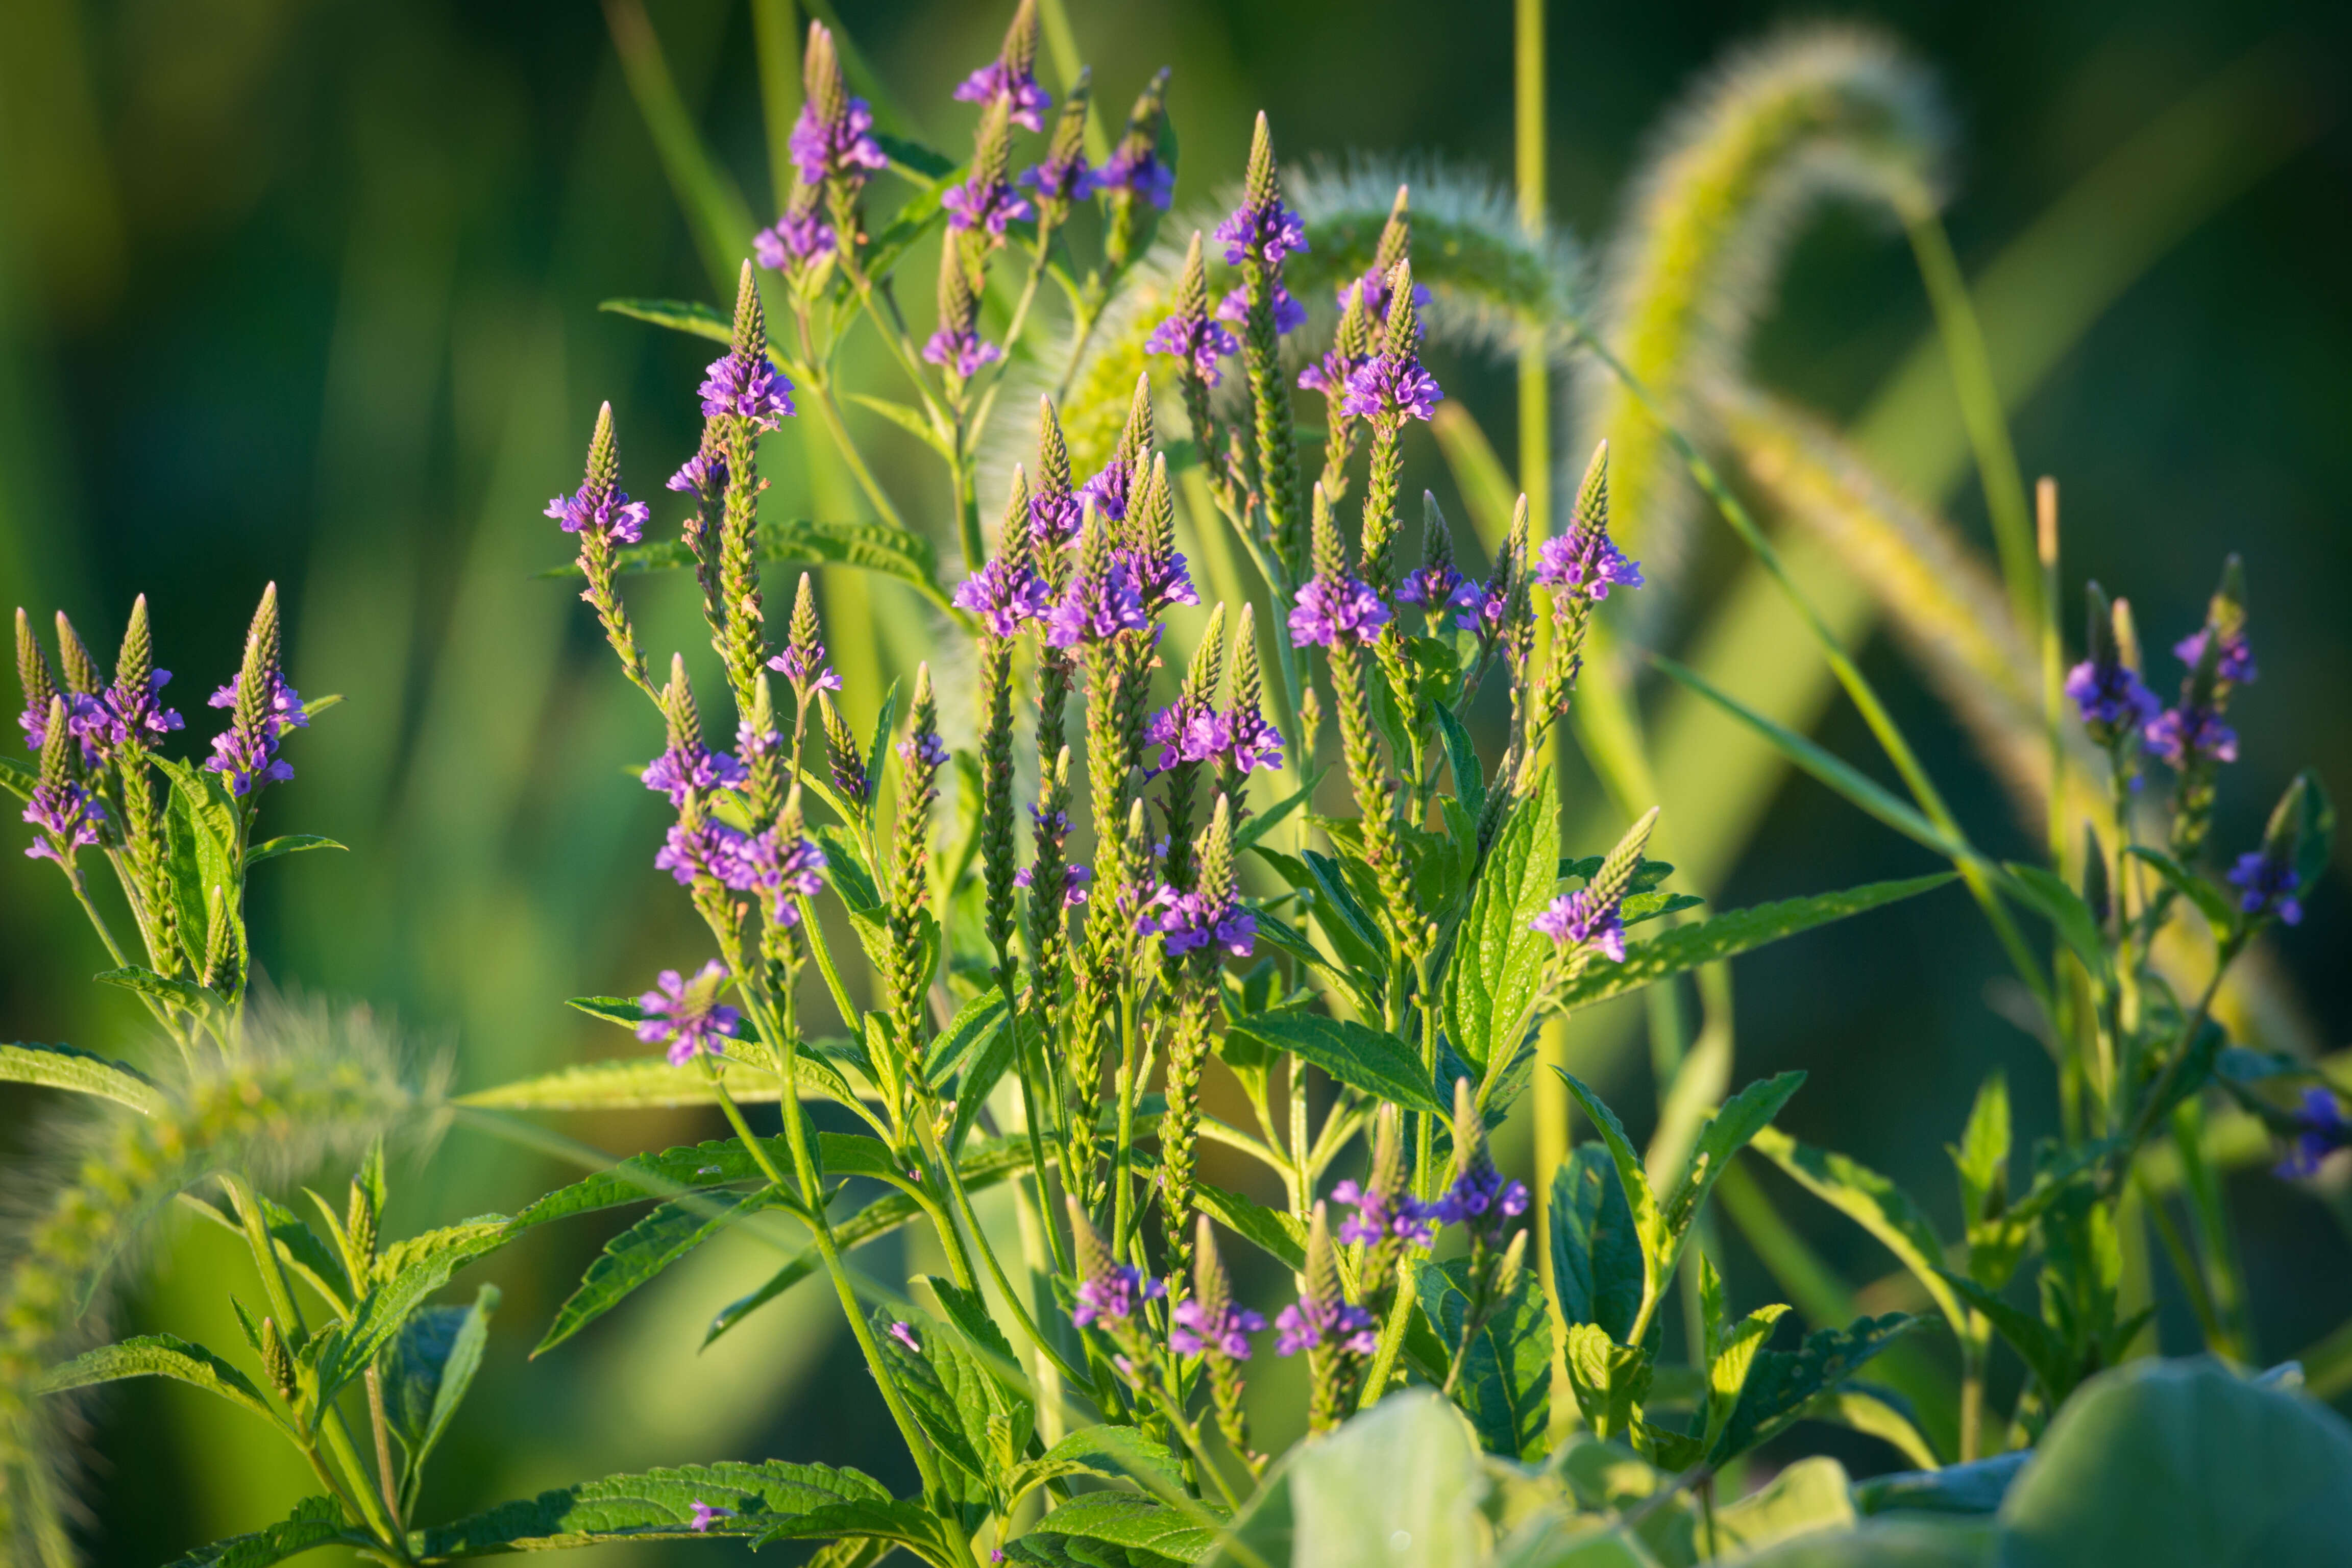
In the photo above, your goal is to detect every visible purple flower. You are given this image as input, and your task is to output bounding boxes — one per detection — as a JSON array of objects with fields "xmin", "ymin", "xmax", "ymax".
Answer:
[
  {"xmin": 655, "ymin": 818, "xmax": 745, "ymax": 887},
  {"xmin": 1019, "ymin": 153, "xmax": 1097, "ymax": 206},
  {"xmin": 1330, "ymin": 1178, "xmax": 1436, "ymax": 1249},
  {"xmin": 1097, "ymin": 147, "xmax": 1173, "ymax": 209},
  {"xmin": 953, "ymin": 555, "xmax": 1052, "ymax": 636},
  {"xmin": 1420, "ymin": 1165, "xmax": 1530, "ymax": 1232},
  {"xmin": 1396, "ymin": 562, "xmax": 1470, "ymax": 612},
  {"xmin": 1146, "ymin": 308, "xmax": 1240, "ymax": 386},
  {"xmin": 203, "ymin": 672, "xmax": 307, "ymax": 798},
  {"xmin": 1288, "ymin": 575, "xmax": 1389, "ymax": 648},
  {"xmin": 1170, "ymin": 1297, "xmax": 1265, "ymax": 1359},
  {"xmin": 1455, "ymin": 578, "xmax": 1507, "ymax": 635},
  {"xmin": 1146, "ymin": 696, "xmax": 1232, "ymax": 772},
  {"xmin": 22, "ymin": 780, "xmax": 104, "ymax": 864},
  {"xmin": 636, "ymin": 960, "xmax": 741, "ymax": 1067},
  {"xmin": 2065, "ymin": 657, "xmax": 2161, "ymax": 743},
  {"xmin": 544, "ymin": 479, "xmax": 649, "ymax": 546},
  {"xmin": 1535, "ymin": 526, "xmax": 1644, "ymax": 604},
  {"xmin": 766, "ymin": 640, "xmax": 842, "ymax": 695},
  {"xmin": 1077, "ymin": 461, "xmax": 1131, "ymax": 523},
  {"xmin": 1227, "ymin": 706, "xmax": 1284, "ymax": 774},
  {"xmin": 1339, "ymin": 350, "xmax": 1443, "ymax": 425},
  {"xmin": 1016, "ymin": 861, "xmax": 1091, "ymax": 909},
  {"xmin": 642, "ymin": 741, "xmax": 748, "ymax": 807},
  {"xmin": 1137, "ymin": 884, "xmax": 1256, "ymax": 959},
  {"xmin": 790, "ymin": 96, "xmax": 888, "ymax": 188},
  {"xmin": 954, "ymin": 60, "xmax": 1050, "ymax": 131},
  {"xmin": 1031, "ymin": 487, "xmax": 1084, "ymax": 552},
  {"xmin": 1045, "ymin": 559, "xmax": 1147, "ymax": 649},
  {"xmin": 1532, "ymin": 888, "xmax": 1627, "ymax": 963},
  {"xmin": 1072, "ymin": 1263, "xmax": 1164, "ymax": 1328},
  {"xmin": 899, "ymin": 730, "xmax": 951, "ymax": 772},
  {"xmin": 1296, "ymin": 345, "xmax": 1360, "ymax": 396},
  {"xmin": 2145, "ymin": 703, "xmax": 2239, "ymax": 769},
  {"xmin": 1217, "ymin": 282, "xmax": 1304, "ymax": 336},
  {"xmin": 2176, "ymin": 626, "xmax": 2257, "ymax": 685},
  {"xmin": 1339, "ymin": 267, "xmax": 1431, "ymax": 324},
  {"xmin": 689, "ymin": 1500, "xmax": 735, "ymax": 1534},
  {"xmin": 2277, "ymin": 1088, "xmax": 2350, "ymax": 1179},
  {"xmin": 754, "ymin": 209, "xmax": 835, "ymax": 267},
  {"xmin": 85, "ymin": 671, "xmax": 184, "ymax": 756},
  {"xmin": 2228, "ymin": 848, "xmax": 2302, "ymax": 925},
  {"xmin": 943, "ymin": 173, "xmax": 1035, "ymax": 236},
  {"xmin": 728, "ymin": 827, "xmax": 828, "ymax": 925},
  {"xmin": 922, "ymin": 326, "xmax": 1002, "ymax": 380},
  {"xmin": 666, "ymin": 447, "xmax": 726, "ymax": 499},
  {"xmin": 1215, "ymin": 195, "xmax": 1308, "ymax": 268},
  {"xmin": 1119, "ymin": 545, "xmax": 1198, "ymax": 615},
  {"xmin": 888, "ymin": 1319, "xmax": 922, "ymax": 1353},
  {"xmin": 1274, "ymin": 1293, "xmax": 1376, "ymax": 1358},
  {"xmin": 698, "ymin": 350, "xmax": 795, "ymax": 429}
]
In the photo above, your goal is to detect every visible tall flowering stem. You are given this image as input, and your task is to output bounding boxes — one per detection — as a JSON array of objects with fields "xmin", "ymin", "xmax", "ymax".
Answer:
[
  {"xmin": 705, "ymin": 265, "xmax": 794, "ymax": 714},
  {"xmin": 885, "ymin": 665, "xmax": 948, "ymax": 1143},
  {"xmin": 1153, "ymin": 604, "xmax": 1227, "ymax": 893},
  {"xmin": 1223, "ymin": 113, "xmax": 1309, "ymax": 577},
  {"xmin": 1308, "ymin": 186, "xmax": 1412, "ymax": 505},
  {"xmin": 1152, "ymin": 795, "xmax": 1244, "ymax": 1287},
  {"xmin": 1152, "ymin": 232, "xmax": 1241, "ymax": 510},
  {"xmin": 1348, "ymin": 260, "xmax": 1440, "ymax": 600},
  {"xmin": 1522, "ymin": 442, "xmax": 1641, "ymax": 793},
  {"xmin": 551, "ymin": 402, "xmax": 656, "ymax": 703}
]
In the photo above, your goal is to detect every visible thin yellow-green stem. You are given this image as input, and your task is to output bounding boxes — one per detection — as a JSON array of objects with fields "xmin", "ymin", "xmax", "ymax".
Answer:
[{"xmin": 1900, "ymin": 200, "xmax": 2039, "ymax": 632}]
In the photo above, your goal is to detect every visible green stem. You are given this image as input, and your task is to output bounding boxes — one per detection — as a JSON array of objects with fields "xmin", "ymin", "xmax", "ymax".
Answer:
[
  {"xmin": 937, "ymin": 1151, "xmax": 1092, "ymax": 1388},
  {"xmin": 805, "ymin": 368, "xmax": 912, "ymax": 533},
  {"xmin": 321, "ymin": 1404, "xmax": 404, "ymax": 1554}
]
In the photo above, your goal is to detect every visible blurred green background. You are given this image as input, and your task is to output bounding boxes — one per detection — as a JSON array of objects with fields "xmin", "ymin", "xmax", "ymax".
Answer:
[{"xmin": 2, "ymin": 0, "xmax": 2348, "ymax": 1560}]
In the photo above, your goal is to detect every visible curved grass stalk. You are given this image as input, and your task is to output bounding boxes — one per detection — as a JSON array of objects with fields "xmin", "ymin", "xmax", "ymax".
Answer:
[
  {"xmin": 1575, "ymin": 24, "xmax": 1946, "ymax": 577},
  {"xmin": 2, "ymin": 1004, "xmax": 424, "ymax": 1557}
]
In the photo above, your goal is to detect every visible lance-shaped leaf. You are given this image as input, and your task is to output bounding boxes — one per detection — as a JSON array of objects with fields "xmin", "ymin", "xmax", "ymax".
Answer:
[
  {"xmin": 597, "ymin": 296, "xmax": 729, "ymax": 345},
  {"xmin": 0, "ymin": 752, "xmax": 33, "ymax": 802},
  {"xmin": 314, "ymin": 1218, "xmax": 512, "ymax": 1403},
  {"xmin": 925, "ymin": 990, "xmax": 1009, "ymax": 1091},
  {"xmin": 1939, "ymin": 1273, "xmax": 2075, "ymax": 1404},
  {"xmin": 160, "ymin": 1497, "xmax": 355, "ymax": 1568},
  {"xmin": 1227, "ymin": 1013, "xmax": 1444, "ymax": 1115},
  {"xmin": 1432, "ymin": 703, "xmax": 1486, "ymax": 827},
  {"xmin": 1562, "ymin": 1322, "xmax": 1653, "ymax": 1442},
  {"xmin": 0, "ymin": 1041, "xmax": 163, "ymax": 1115},
  {"xmin": 536, "ymin": 1188, "xmax": 786, "ymax": 1356},
  {"xmin": 1016, "ymin": 1493, "xmax": 1219, "ymax": 1567},
  {"xmin": 1713, "ymin": 1314, "xmax": 1916, "ymax": 1462},
  {"xmin": 417, "ymin": 1459, "xmax": 894, "ymax": 1553},
  {"xmin": 459, "ymin": 1049, "xmax": 861, "ymax": 1112},
  {"xmin": 1443, "ymin": 788, "xmax": 1560, "ymax": 1079},
  {"xmin": 1556, "ymin": 1071, "xmax": 1671, "ymax": 1318},
  {"xmin": 870, "ymin": 1307, "xmax": 998, "ymax": 1491},
  {"xmin": 1751, "ymin": 1125, "xmax": 1962, "ymax": 1329},
  {"xmin": 244, "ymin": 834, "xmax": 347, "ymax": 868},
  {"xmin": 1417, "ymin": 1259, "xmax": 1553, "ymax": 1460},
  {"xmin": 1659, "ymin": 1072, "xmax": 1805, "ymax": 1247},
  {"xmin": 1550, "ymin": 1145, "xmax": 1645, "ymax": 1343},
  {"xmin": 1002, "ymin": 1426, "xmax": 1187, "ymax": 1514},
  {"xmin": 1554, "ymin": 875, "xmax": 1956, "ymax": 1012},
  {"xmin": 508, "ymin": 1135, "xmax": 796, "ymax": 1229},
  {"xmin": 754, "ymin": 1497, "xmax": 971, "ymax": 1567},
  {"xmin": 1700, "ymin": 1257, "xmax": 1791, "ymax": 1456},
  {"xmin": 2001, "ymin": 862, "xmax": 2112, "ymax": 982},
  {"xmin": 2125, "ymin": 846, "xmax": 2237, "ymax": 935},
  {"xmin": 386, "ymin": 1283, "xmax": 499, "ymax": 1490},
  {"xmin": 38, "ymin": 1334, "xmax": 286, "ymax": 1435}
]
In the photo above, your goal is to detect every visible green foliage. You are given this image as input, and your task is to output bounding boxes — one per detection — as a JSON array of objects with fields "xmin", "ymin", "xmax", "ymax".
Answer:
[
  {"xmin": 1443, "ymin": 791, "xmax": 1560, "ymax": 1079},
  {"xmin": 1227, "ymin": 1012, "xmax": 1444, "ymax": 1115},
  {"xmin": 0, "ymin": 1041, "xmax": 163, "ymax": 1115},
  {"xmin": 37, "ymin": 1334, "xmax": 285, "ymax": 1435},
  {"xmin": 418, "ymin": 1460, "xmax": 894, "ymax": 1553},
  {"xmin": 1417, "ymin": 1259, "xmax": 1552, "ymax": 1459}
]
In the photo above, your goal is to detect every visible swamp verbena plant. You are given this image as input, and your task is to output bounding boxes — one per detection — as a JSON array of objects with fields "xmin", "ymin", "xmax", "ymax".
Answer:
[{"xmin": 5, "ymin": 6, "xmax": 2349, "ymax": 1566}]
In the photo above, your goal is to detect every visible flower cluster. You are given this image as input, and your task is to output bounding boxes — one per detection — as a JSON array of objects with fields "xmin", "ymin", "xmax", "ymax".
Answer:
[
  {"xmin": 1072, "ymin": 1261, "xmax": 1164, "ymax": 1328},
  {"xmin": 205, "ymin": 670, "xmax": 307, "ymax": 798},
  {"xmin": 1288, "ymin": 574, "xmax": 1389, "ymax": 648},
  {"xmin": 2277, "ymin": 1089, "xmax": 2350, "ymax": 1180},
  {"xmin": 697, "ymin": 347, "xmax": 795, "ymax": 429},
  {"xmin": 1137, "ymin": 882, "xmax": 1256, "ymax": 959},
  {"xmin": 1534, "ymin": 522, "xmax": 1644, "ymax": 605},
  {"xmin": 22, "ymin": 777, "xmax": 104, "ymax": 865},
  {"xmin": 635, "ymin": 960, "xmax": 741, "ymax": 1066},
  {"xmin": 642, "ymin": 737, "xmax": 748, "ymax": 806},
  {"xmin": 1169, "ymin": 1296, "xmax": 1264, "ymax": 1359},
  {"xmin": 1532, "ymin": 887, "xmax": 1627, "ymax": 963},
  {"xmin": 1273, "ymin": 1291, "xmax": 1376, "ymax": 1358},
  {"xmin": 953, "ymin": 554, "xmax": 1052, "ymax": 636},
  {"xmin": 1015, "ymin": 861, "xmax": 1091, "ymax": 909},
  {"xmin": 789, "ymin": 94, "xmax": 887, "ymax": 190},
  {"xmin": 1215, "ymin": 190, "xmax": 1307, "ymax": 269}
]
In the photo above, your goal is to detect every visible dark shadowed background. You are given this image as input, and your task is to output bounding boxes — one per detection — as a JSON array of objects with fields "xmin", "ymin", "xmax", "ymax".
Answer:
[{"xmin": 1, "ymin": 0, "xmax": 2347, "ymax": 1560}]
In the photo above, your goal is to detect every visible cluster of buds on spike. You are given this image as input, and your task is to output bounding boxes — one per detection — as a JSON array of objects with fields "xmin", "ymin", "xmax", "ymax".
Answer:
[
  {"xmin": 1535, "ymin": 806, "xmax": 1657, "ymax": 987},
  {"xmin": 1305, "ymin": 187, "xmax": 1414, "ymax": 506},
  {"xmin": 1278, "ymin": 1204, "xmax": 1380, "ymax": 1433},
  {"xmin": 204, "ymin": 584, "xmax": 308, "ymax": 800},
  {"xmin": 636, "ymin": 959, "xmax": 742, "ymax": 1067},
  {"xmin": 1020, "ymin": 68, "xmax": 1097, "ymax": 222},
  {"xmin": 766, "ymin": 20, "xmax": 886, "ymax": 283},
  {"xmin": 1223, "ymin": 113, "xmax": 1308, "ymax": 573},
  {"xmin": 1066, "ymin": 1198, "xmax": 1166, "ymax": 1383},
  {"xmin": 1100, "ymin": 69, "xmax": 1174, "ymax": 269}
]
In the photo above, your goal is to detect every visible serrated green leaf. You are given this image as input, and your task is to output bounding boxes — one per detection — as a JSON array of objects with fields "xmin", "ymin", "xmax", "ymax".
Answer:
[
  {"xmin": 508, "ymin": 1135, "xmax": 788, "ymax": 1229},
  {"xmin": 1701, "ymin": 1256, "xmax": 1791, "ymax": 1456},
  {"xmin": 536, "ymin": 1188, "xmax": 783, "ymax": 1356},
  {"xmin": 597, "ymin": 296, "xmax": 730, "ymax": 345},
  {"xmin": 925, "ymin": 991, "xmax": 1009, "ymax": 1091},
  {"xmin": 244, "ymin": 834, "xmax": 347, "ymax": 869},
  {"xmin": 1417, "ymin": 1259, "xmax": 1553, "ymax": 1460},
  {"xmin": 0, "ymin": 1041, "xmax": 163, "ymax": 1114},
  {"xmin": 38, "ymin": 1334, "xmax": 284, "ymax": 1433},
  {"xmin": 457, "ymin": 1048, "xmax": 860, "ymax": 1111},
  {"xmin": 1021, "ymin": 1492, "xmax": 1218, "ymax": 1565},
  {"xmin": 1715, "ymin": 1314, "xmax": 1915, "ymax": 1462},
  {"xmin": 92, "ymin": 965, "xmax": 223, "ymax": 1019},
  {"xmin": 1443, "ymin": 789, "xmax": 1560, "ymax": 1080},
  {"xmin": 1752, "ymin": 1125, "xmax": 1961, "ymax": 1329},
  {"xmin": 1192, "ymin": 1181, "xmax": 1307, "ymax": 1271},
  {"xmin": 161, "ymin": 1496, "xmax": 353, "ymax": 1568},
  {"xmin": 419, "ymin": 1459, "xmax": 893, "ymax": 1553},
  {"xmin": 871, "ymin": 1308, "xmax": 997, "ymax": 1493},
  {"xmin": 1556, "ymin": 876, "xmax": 1957, "ymax": 1012},
  {"xmin": 316, "ymin": 1218, "xmax": 510, "ymax": 1403},
  {"xmin": 1432, "ymin": 702, "xmax": 1486, "ymax": 827},
  {"xmin": 0, "ymin": 752, "xmax": 34, "ymax": 802},
  {"xmin": 1556, "ymin": 1072, "xmax": 1669, "ymax": 1304},
  {"xmin": 1227, "ymin": 1012, "xmax": 1443, "ymax": 1115},
  {"xmin": 1550, "ymin": 1145, "xmax": 1645, "ymax": 1343},
  {"xmin": 1665, "ymin": 1073, "xmax": 1805, "ymax": 1246},
  {"xmin": 1003, "ymin": 1425, "xmax": 1187, "ymax": 1512},
  {"xmin": 387, "ymin": 1283, "xmax": 498, "ymax": 1496},
  {"xmin": 2124, "ymin": 845, "xmax": 2237, "ymax": 934},
  {"xmin": 1299, "ymin": 849, "xmax": 1386, "ymax": 978},
  {"xmin": 753, "ymin": 1496, "xmax": 965, "ymax": 1566},
  {"xmin": 1563, "ymin": 1321, "xmax": 1652, "ymax": 1441},
  {"xmin": 253, "ymin": 1191, "xmax": 352, "ymax": 1311},
  {"xmin": 1233, "ymin": 770, "xmax": 1324, "ymax": 854},
  {"xmin": 2001, "ymin": 862, "xmax": 2112, "ymax": 980}
]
